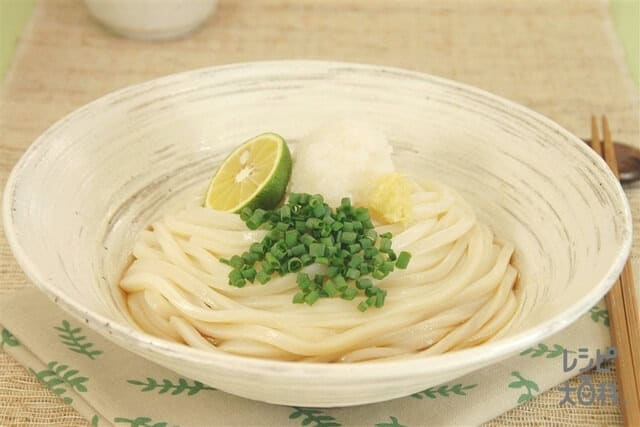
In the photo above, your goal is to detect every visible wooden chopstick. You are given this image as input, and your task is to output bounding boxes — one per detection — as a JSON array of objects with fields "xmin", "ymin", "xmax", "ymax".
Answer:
[
  {"xmin": 590, "ymin": 115, "xmax": 640, "ymax": 425},
  {"xmin": 602, "ymin": 116, "xmax": 640, "ymax": 390}
]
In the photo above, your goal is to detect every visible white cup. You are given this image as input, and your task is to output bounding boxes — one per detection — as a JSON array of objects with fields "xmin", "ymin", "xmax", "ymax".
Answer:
[{"xmin": 84, "ymin": 0, "xmax": 218, "ymax": 41}]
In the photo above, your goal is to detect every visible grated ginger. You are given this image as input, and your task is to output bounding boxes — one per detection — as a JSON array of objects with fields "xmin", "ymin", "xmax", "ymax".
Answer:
[{"xmin": 366, "ymin": 173, "xmax": 413, "ymax": 225}]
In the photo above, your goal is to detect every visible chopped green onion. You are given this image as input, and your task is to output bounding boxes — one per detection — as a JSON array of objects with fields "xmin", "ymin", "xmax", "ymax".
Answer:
[
  {"xmin": 365, "ymin": 286, "xmax": 378, "ymax": 297},
  {"xmin": 396, "ymin": 251, "xmax": 412, "ymax": 269},
  {"xmin": 364, "ymin": 247, "xmax": 378, "ymax": 259},
  {"xmin": 280, "ymin": 205, "xmax": 291, "ymax": 221},
  {"xmin": 341, "ymin": 287, "xmax": 357, "ymax": 300},
  {"xmin": 247, "ymin": 209, "xmax": 266, "ymax": 229},
  {"xmin": 372, "ymin": 269, "xmax": 387, "ymax": 280},
  {"xmin": 312, "ymin": 204, "xmax": 326, "ymax": 217},
  {"xmin": 256, "ymin": 271, "xmax": 270, "ymax": 284},
  {"xmin": 356, "ymin": 278, "xmax": 373, "ymax": 289},
  {"xmin": 386, "ymin": 249, "xmax": 397, "ymax": 261},
  {"xmin": 232, "ymin": 279, "xmax": 246, "ymax": 288},
  {"xmin": 354, "ymin": 207, "xmax": 369, "ymax": 221},
  {"xmin": 241, "ymin": 267, "xmax": 256, "ymax": 281},
  {"xmin": 301, "ymin": 233, "xmax": 315, "ymax": 246},
  {"xmin": 290, "ymin": 243, "xmax": 306, "ymax": 256},
  {"xmin": 334, "ymin": 275, "xmax": 347, "ymax": 290},
  {"xmin": 359, "ymin": 238, "xmax": 373, "ymax": 249},
  {"xmin": 250, "ymin": 243, "xmax": 265, "ymax": 255},
  {"xmin": 346, "ymin": 268, "xmax": 361, "ymax": 280},
  {"xmin": 320, "ymin": 236, "xmax": 334, "ymax": 246},
  {"xmin": 240, "ymin": 207, "xmax": 253, "ymax": 221},
  {"xmin": 297, "ymin": 272, "xmax": 311, "ymax": 289},
  {"xmin": 348, "ymin": 254, "xmax": 363, "ymax": 268},
  {"xmin": 323, "ymin": 267, "xmax": 337, "ymax": 279},
  {"xmin": 341, "ymin": 231, "xmax": 357, "ymax": 244},
  {"xmin": 287, "ymin": 257, "xmax": 303, "ymax": 272},
  {"xmin": 319, "ymin": 226, "xmax": 331, "ymax": 237},
  {"xmin": 329, "ymin": 256, "xmax": 343, "ymax": 266},
  {"xmin": 227, "ymin": 191, "xmax": 410, "ymax": 312},
  {"xmin": 285, "ymin": 230, "xmax": 299, "ymax": 247},
  {"xmin": 305, "ymin": 290, "xmax": 320, "ymax": 305},
  {"xmin": 305, "ymin": 217, "xmax": 321, "ymax": 229},
  {"xmin": 292, "ymin": 292, "xmax": 305, "ymax": 304},
  {"xmin": 379, "ymin": 238, "xmax": 392, "ymax": 252},
  {"xmin": 365, "ymin": 229, "xmax": 377, "ymax": 241},
  {"xmin": 375, "ymin": 289, "xmax": 387, "ymax": 307},
  {"xmin": 269, "ymin": 242, "xmax": 288, "ymax": 259},
  {"xmin": 229, "ymin": 269, "xmax": 243, "ymax": 282},
  {"xmin": 262, "ymin": 263, "xmax": 275, "ymax": 275},
  {"xmin": 373, "ymin": 253, "xmax": 385, "ymax": 266},
  {"xmin": 268, "ymin": 229, "xmax": 284, "ymax": 240},
  {"xmin": 229, "ymin": 255, "xmax": 244, "ymax": 269},
  {"xmin": 299, "ymin": 193, "xmax": 310, "ymax": 205},
  {"xmin": 288, "ymin": 193, "xmax": 301, "ymax": 205},
  {"xmin": 242, "ymin": 252, "xmax": 260, "ymax": 265},
  {"xmin": 326, "ymin": 245, "xmax": 338, "ymax": 257},
  {"xmin": 323, "ymin": 280, "xmax": 338, "ymax": 297},
  {"xmin": 382, "ymin": 261, "xmax": 395, "ymax": 273},
  {"xmin": 309, "ymin": 243, "xmax": 326, "ymax": 257}
]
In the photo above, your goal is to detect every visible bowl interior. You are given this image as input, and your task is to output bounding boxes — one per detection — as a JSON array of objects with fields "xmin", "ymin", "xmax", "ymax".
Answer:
[{"xmin": 4, "ymin": 61, "xmax": 631, "ymax": 406}]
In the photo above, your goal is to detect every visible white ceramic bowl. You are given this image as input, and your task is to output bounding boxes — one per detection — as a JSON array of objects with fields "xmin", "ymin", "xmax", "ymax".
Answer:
[
  {"xmin": 84, "ymin": 0, "xmax": 217, "ymax": 41},
  {"xmin": 3, "ymin": 61, "xmax": 632, "ymax": 407}
]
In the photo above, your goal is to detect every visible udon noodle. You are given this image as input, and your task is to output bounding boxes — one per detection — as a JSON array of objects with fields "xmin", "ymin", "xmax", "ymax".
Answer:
[{"xmin": 119, "ymin": 180, "xmax": 519, "ymax": 362}]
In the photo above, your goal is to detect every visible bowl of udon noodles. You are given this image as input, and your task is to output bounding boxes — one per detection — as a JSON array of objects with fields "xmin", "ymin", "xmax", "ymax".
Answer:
[{"xmin": 3, "ymin": 61, "xmax": 631, "ymax": 407}]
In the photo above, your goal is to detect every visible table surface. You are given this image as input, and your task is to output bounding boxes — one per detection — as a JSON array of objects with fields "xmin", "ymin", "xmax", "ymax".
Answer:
[{"xmin": 1, "ymin": 0, "xmax": 639, "ymax": 425}]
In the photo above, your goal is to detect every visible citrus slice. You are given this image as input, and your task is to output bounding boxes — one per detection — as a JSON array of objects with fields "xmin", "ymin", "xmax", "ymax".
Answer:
[{"xmin": 205, "ymin": 133, "xmax": 292, "ymax": 212}]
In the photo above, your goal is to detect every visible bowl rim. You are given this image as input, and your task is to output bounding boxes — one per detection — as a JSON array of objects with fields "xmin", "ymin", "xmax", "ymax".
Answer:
[{"xmin": 3, "ymin": 60, "xmax": 632, "ymax": 379}]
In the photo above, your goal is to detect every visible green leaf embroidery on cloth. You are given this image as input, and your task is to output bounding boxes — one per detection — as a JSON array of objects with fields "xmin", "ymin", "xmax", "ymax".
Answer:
[
  {"xmin": 508, "ymin": 371, "xmax": 539, "ymax": 404},
  {"xmin": 127, "ymin": 377, "xmax": 216, "ymax": 395},
  {"xmin": 113, "ymin": 417, "xmax": 173, "ymax": 427},
  {"xmin": 0, "ymin": 328, "xmax": 19, "ymax": 348},
  {"xmin": 520, "ymin": 343, "xmax": 574, "ymax": 358},
  {"xmin": 289, "ymin": 407, "xmax": 341, "ymax": 427},
  {"xmin": 29, "ymin": 360, "xmax": 89, "ymax": 405},
  {"xmin": 54, "ymin": 320, "xmax": 103, "ymax": 359},
  {"xmin": 589, "ymin": 306, "xmax": 610, "ymax": 327},
  {"xmin": 91, "ymin": 415, "xmax": 99, "ymax": 426},
  {"xmin": 411, "ymin": 383, "xmax": 477, "ymax": 399},
  {"xmin": 374, "ymin": 416, "xmax": 408, "ymax": 427}
]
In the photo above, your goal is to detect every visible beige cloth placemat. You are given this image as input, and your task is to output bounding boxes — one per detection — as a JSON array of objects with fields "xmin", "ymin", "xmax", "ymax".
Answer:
[{"xmin": 1, "ymin": 0, "xmax": 638, "ymax": 425}]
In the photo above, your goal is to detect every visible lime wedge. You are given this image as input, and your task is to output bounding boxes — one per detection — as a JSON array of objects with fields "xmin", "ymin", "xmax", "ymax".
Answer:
[{"xmin": 205, "ymin": 133, "xmax": 292, "ymax": 212}]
